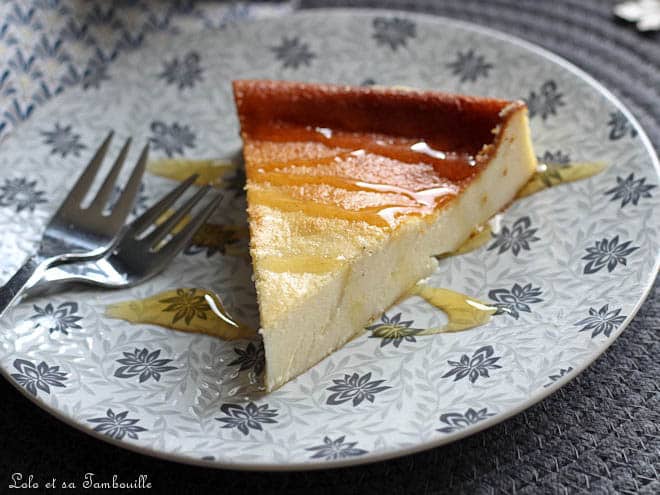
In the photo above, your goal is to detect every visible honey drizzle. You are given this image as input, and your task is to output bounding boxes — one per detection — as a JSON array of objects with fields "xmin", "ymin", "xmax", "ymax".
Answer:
[
  {"xmin": 253, "ymin": 169, "xmax": 458, "ymax": 206},
  {"xmin": 249, "ymin": 151, "xmax": 353, "ymax": 171},
  {"xmin": 243, "ymin": 125, "xmax": 477, "ymax": 229},
  {"xmin": 259, "ymin": 255, "xmax": 346, "ymax": 274},
  {"xmin": 190, "ymin": 223, "xmax": 249, "ymax": 258},
  {"xmin": 248, "ymin": 188, "xmax": 411, "ymax": 227},
  {"xmin": 410, "ymin": 284, "xmax": 496, "ymax": 334},
  {"xmin": 247, "ymin": 125, "xmax": 479, "ymax": 180},
  {"xmin": 105, "ymin": 288, "xmax": 256, "ymax": 340},
  {"xmin": 147, "ymin": 158, "xmax": 236, "ymax": 187},
  {"xmin": 517, "ymin": 161, "xmax": 606, "ymax": 198}
]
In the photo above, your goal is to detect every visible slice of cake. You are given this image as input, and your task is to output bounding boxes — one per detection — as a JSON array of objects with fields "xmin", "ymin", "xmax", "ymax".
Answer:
[{"xmin": 232, "ymin": 80, "xmax": 537, "ymax": 391}]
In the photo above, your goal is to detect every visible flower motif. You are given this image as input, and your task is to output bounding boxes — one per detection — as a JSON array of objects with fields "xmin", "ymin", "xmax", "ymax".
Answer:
[
  {"xmin": 159, "ymin": 51, "xmax": 203, "ymax": 90},
  {"xmin": 574, "ymin": 304, "xmax": 627, "ymax": 338},
  {"xmin": 159, "ymin": 288, "xmax": 210, "ymax": 325},
  {"xmin": 544, "ymin": 367, "xmax": 574, "ymax": 387},
  {"xmin": 41, "ymin": 123, "xmax": 86, "ymax": 157},
  {"xmin": 436, "ymin": 407, "xmax": 495, "ymax": 433},
  {"xmin": 605, "ymin": 173, "xmax": 656, "ymax": 208},
  {"xmin": 582, "ymin": 235, "xmax": 639, "ymax": 274},
  {"xmin": 326, "ymin": 372, "xmax": 391, "ymax": 406},
  {"xmin": 488, "ymin": 283, "xmax": 543, "ymax": 319},
  {"xmin": 488, "ymin": 216, "xmax": 540, "ymax": 256},
  {"xmin": 31, "ymin": 301, "xmax": 83, "ymax": 334},
  {"xmin": 10, "ymin": 359, "xmax": 67, "ymax": 397},
  {"xmin": 228, "ymin": 342, "xmax": 265, "ymax": 376},
  {"xmin": 87, "ymin": 409, "xmax": 148, "ymax": 440},
  {"xmin": 447, "ymin": 50, "xmax": 493, "ymax": 82},
  {"xmin": 306, "ymin": 436, "xmax": 368, "ymax": 460},
  {"xmin": 442, "ymin": 346, "xmax": 502, "ymax": 383},
  {"xmin": 270, "ymin": 37, "xmax": 315, "ymax": 69},
  {"xmin": 184, "ymin": 224, "xmax": 245, "ymax": 258},
  {"xmin": 149, "ymin": 120, "xmax": 196, "ymax": 157},
  {"xmin": 366, "ymin": 312, "xmax": 422, "ymax": 348},
  {"xmin": 525, "ymin": 80, "xmax": 564, "ymax": 120},
  {"xmin": 114, "ymin": 348, "xmax": 178, "ymax": 383},
  {"xmin": 216, "ymin": 402, "xmax": 278, "ymax": 436},
  {"xmin": 607, "ymin": 110, "xmax": 637, "ymax": 140},
  {"xmin": 360, "ymin": 78, "xmax": 377, "ymax": 86},
  {"xmin": 372, "ymin": 17, "xmax": 416, "ymax": 50},
  {"xmin": 536, "ymin": 150, "xmax": 571, "ymax": 186},
  {"xmin": 0, "ymin": 177, "xmax": 47, "ymax": 212},
  {"xmin": 538, "ymin": 150, "xmax": 571, "ymax": 165}
]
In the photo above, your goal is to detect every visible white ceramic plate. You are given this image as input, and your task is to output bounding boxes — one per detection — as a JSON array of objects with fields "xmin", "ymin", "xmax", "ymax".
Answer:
[{"xmin": 0, "ymin": 9, "xmax": 658, "ymax": 470}]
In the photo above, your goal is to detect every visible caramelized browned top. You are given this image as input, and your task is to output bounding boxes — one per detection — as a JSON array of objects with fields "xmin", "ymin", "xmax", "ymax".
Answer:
[{"xmin": 233, "ymin": 80, "xmax": 522, "ymax": 229}]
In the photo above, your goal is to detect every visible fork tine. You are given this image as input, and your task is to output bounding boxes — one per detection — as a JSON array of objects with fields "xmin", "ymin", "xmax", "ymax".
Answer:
[
  {"xmin": 143, "ymin": 185, "xmax": 211, "ymax": 249},
  {"xmin": 129, "ymin": 174, "xmax": 199, "ymax": 235},
  {"xmin": 158, "ymin": 193, "xmax": 223, "ymax": 256},
  {"xmin": 89, "ymin": 137, "xmax": 131, "ymax": 211},
  {"xmin": 107, "ymin": 143, "xmax": 148, "ymax": 223},
  {"xmin": 60, "ymin": 131, "xmax": 113, "ymax": 207}
]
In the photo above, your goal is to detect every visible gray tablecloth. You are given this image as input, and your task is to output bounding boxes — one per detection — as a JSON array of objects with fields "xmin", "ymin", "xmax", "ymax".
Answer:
[{"xmin": 1, "ymin": 1, "xmax": 658, "ymax": 493}]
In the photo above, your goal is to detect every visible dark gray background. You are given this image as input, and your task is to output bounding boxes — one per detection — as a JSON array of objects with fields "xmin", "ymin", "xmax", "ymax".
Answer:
[{"xmin": 1, "ymin": 1, "xmax": 658, "ymax": 493}]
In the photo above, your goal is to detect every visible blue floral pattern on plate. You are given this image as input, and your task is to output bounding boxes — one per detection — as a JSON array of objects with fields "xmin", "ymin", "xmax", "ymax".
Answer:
[
  {"xmin": 326, "ymin": 372, "xmax": 391, "ymax": 406},
  {"xmin": 11, "ymin": 359, "xmax": 67, "ymax": 397},
  {"xmin": 442, "ymin": 346, "xmax": 502, "ymax": 383},
  {"xmin": 436, "ymin": 407, "xmax": 495, "ymax": 433},
  {"xmin": 114, "ymin": 348, "xmax": 178, "ymax": 383},
  {"xmin": 216, "ymin": 402, "xmax": 278, "ymax": 435},
  {"xmin": 87, "ymin": 409, "xmax": 148, "ymax": 440},
  {"xmin": 0, "ymin": 177, "xmax": 47, "ymax": 212},
  {"xmin": 306, "ymin": 436, "xmax": 368, "ymax": 460},
  {"xmin": 447, "ymin": 50, "xmax": 492, "ymax": 82}
]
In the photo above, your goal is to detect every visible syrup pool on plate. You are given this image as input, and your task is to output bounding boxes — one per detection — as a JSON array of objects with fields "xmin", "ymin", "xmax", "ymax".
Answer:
[{"xmin": 105, "ymin": 288, "xmax": 256, "ymax": 340}]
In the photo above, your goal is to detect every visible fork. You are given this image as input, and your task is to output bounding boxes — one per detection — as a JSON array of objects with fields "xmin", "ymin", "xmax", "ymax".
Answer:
[
  {"xmin": 32, "ymin": 174, "xmax": 222, "ymax": 291},
  {"xmin": 0, "ymin": 132, "xmax": 147, "ymax": 317}
]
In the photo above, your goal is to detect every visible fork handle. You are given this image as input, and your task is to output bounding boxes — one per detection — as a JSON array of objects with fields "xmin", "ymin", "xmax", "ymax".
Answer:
[{"xmin": 0, "ymin": 255, "xmax": 53, "ymax": 319}]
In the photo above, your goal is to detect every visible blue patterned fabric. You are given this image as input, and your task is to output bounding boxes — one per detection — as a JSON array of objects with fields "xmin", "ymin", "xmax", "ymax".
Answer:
[{"xmin": 0, "ymin": 0, "xmax": 294, "ymax": 139}]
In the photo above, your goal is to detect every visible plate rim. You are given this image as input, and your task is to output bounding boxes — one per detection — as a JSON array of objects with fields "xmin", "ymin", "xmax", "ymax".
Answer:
[{"xmin": 1, "ymin": 7, "xmax": 658, "ymax": 472}]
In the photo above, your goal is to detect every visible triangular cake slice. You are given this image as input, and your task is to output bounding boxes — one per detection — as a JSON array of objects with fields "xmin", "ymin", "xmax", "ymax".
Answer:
[{"xmin": 232, "ymin": 80, "xmax": 537, "ymax": 391}]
